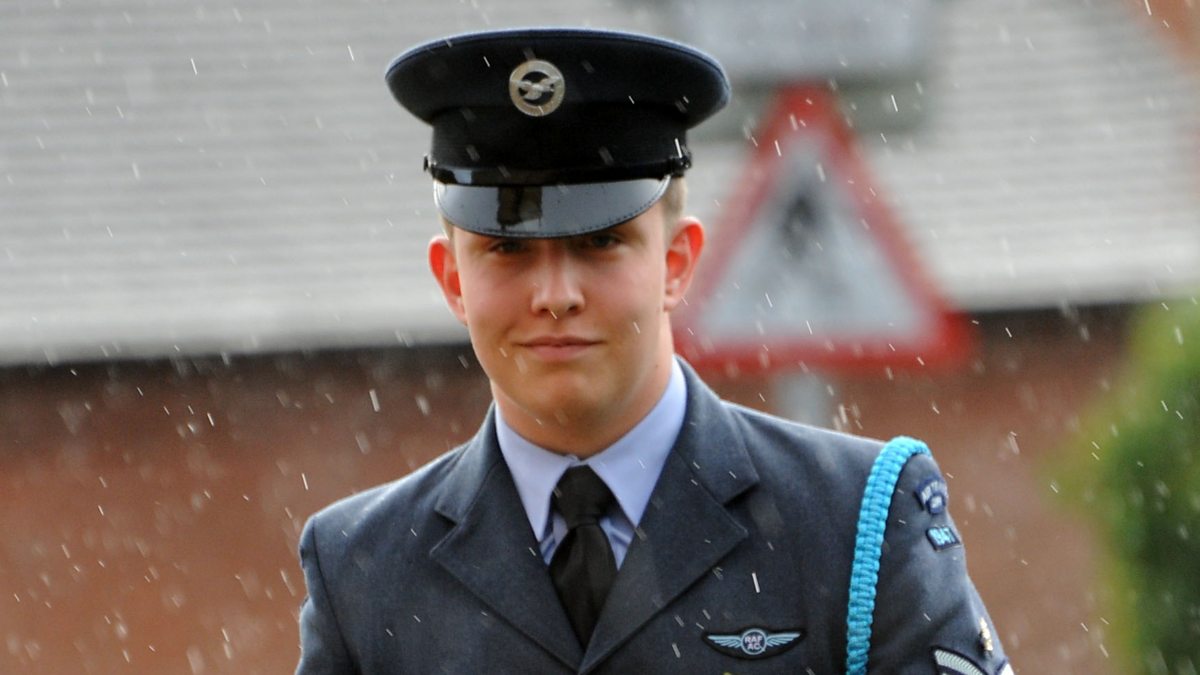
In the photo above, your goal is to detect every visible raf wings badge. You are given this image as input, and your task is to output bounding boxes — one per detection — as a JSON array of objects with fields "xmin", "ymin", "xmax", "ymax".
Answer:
[{"xmin": 703, "ymin": 626, "xmax": 804, "ymax": 659}]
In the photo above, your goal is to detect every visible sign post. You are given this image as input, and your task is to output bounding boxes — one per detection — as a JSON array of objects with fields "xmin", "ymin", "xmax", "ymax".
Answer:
[{"xmin": 675, "ymin": 87, "xmax": 971, "ymax": 375}]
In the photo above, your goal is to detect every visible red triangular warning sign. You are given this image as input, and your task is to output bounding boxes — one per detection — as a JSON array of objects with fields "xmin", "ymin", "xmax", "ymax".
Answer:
[{"xmin": 675, "ymin": 86, "xmax": 971, "ymax": 373}]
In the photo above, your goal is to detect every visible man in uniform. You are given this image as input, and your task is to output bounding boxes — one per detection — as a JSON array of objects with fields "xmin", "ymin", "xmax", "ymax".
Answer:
[{"xmin": 296, "ymin": 28, "xmax": 1011, "ymax": 674}]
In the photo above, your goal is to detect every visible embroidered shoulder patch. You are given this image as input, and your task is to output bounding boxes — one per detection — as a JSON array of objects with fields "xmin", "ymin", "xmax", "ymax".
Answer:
[
  {"xmin": 915, "ymin": 475, "xmax": 949, "ymax": 515},
  {"xmin": 926, "ymin": 525, "xmax": 962, "ymax": 551},
  {"xmin": 703, "ymin": 626, "xmax": 804, "ymax": 659}
]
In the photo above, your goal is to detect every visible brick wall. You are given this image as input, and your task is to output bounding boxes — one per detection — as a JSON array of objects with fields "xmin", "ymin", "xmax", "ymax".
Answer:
[{"xmin": 1, "ymin": 307, "xmax": 1130, "ymax": 672}]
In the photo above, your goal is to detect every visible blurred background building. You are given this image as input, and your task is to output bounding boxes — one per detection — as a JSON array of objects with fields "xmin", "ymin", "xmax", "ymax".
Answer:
[{"xmin": 1, "ymin": 0, "xmax": 1197, "ymax": 672}]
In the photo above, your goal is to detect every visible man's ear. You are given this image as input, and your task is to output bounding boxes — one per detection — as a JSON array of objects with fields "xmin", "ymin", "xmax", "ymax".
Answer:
[
  {"xmin": 664, "ymin": 216, "xmax": 705, "ymax": 311},
  {"xmin": 428, "ymin": 235, "xmax": 468, "ymax": 325}
]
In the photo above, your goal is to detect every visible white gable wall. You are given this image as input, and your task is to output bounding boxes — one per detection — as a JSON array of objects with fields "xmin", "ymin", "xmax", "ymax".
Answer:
[{"xmin": 1, "ymin": 0, "xmax": 1195, "ymax": 365}]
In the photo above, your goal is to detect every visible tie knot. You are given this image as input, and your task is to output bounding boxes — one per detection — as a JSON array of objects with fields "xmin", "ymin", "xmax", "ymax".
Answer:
[{"xmin": 553, "ymin": 466, "xmax": 614, "ymax": 528}]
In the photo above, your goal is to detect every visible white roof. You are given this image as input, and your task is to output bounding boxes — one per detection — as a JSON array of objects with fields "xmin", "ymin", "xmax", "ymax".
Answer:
[
  {"xmin": 1, "ymin": 0, "xmax": 1196, "ymax": 364},
  {"xmin": 863, "ymin": 0, "xmax": 1200, "ymax": 309}
]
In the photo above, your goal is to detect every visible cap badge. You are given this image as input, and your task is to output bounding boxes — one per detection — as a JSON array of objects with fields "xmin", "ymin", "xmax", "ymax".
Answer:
[{"xmin": 509, "ymin": 59, "xmax": 565, "ymax": 117}]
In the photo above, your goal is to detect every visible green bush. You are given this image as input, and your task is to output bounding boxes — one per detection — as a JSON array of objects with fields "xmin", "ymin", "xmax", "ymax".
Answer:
[{"xmin": 1060, "ymin": 299, "xmax": 1200, "ymax": 674}]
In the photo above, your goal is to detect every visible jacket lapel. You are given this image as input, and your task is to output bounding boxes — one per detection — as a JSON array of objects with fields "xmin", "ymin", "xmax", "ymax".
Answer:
[
  {"xmin": 581, "ymin": 364, "xmax": 760, "ymax": 672},
  {"xmin": 430, "ymin": 408, "xmax": 583, "ymax": 670}
]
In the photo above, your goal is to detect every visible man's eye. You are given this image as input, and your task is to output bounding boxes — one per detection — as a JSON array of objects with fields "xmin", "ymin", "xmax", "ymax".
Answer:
[
  {"xmin": 489, "ymin": 239, "xmax": 525, "ymax": 254},
  {"xmin": 584, "ymin": 233, "xmax": 618, "ymax": 249}
]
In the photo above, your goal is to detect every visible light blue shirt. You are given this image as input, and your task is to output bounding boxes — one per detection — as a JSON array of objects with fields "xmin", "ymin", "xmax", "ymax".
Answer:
[{"xmin": 495, "ymin": 359, "xmax": 687, "ymax": 568}]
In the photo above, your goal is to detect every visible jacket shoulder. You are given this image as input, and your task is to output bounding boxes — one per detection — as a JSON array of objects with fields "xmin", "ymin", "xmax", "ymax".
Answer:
[
  {"xmin": 302, "ymin": 443, "xmax": 468, "ymax": 552},
  {"xmin": 723, "ymin": 400, "xmax": 885, "ymax": 481}
]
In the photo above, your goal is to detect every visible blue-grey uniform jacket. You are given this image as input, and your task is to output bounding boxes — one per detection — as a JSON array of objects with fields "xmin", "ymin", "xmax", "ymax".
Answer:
[{"xmin": 297, "ymin": 364, "xmax": 1008, "ymax": 674}]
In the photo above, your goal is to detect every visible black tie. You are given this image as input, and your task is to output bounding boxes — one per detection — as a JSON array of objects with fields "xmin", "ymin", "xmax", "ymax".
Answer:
[{"xmin": 549, "ymin": 466, "xmax": 617, "ymax": 647}]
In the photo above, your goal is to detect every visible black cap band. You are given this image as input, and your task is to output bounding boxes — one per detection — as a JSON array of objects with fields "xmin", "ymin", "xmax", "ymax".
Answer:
[{"xmin": 425, "ymin": 104, "xmax": 693, "ymax": 186}]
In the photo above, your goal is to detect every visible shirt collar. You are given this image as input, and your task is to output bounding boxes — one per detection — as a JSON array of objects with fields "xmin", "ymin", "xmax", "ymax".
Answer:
[{"xmin": 495, "ymin": 358, "xmax": 687, "ymax": 540}]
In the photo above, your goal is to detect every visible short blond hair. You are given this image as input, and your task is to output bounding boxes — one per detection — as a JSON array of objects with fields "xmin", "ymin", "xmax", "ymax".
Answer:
[{"xmin": 659, "ymin": 176, "xmax": 687, "ymax": 229}]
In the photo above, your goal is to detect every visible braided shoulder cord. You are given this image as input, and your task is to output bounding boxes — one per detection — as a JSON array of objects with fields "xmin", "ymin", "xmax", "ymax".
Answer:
[{"xmin": 845, "ymin": 436, "xmax": 931, "ymax": 675}]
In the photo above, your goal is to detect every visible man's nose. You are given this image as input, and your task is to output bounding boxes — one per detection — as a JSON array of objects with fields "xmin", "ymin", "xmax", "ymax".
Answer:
[{"xmin": 529, "ymin": 250, "xmax": 584, "ymax": 318}]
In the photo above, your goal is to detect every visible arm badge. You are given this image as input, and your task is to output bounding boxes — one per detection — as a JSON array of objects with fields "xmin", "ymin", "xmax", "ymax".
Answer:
[{"xmin": 915, "ymin": 475, "xmax": 949, "ymax": 515}]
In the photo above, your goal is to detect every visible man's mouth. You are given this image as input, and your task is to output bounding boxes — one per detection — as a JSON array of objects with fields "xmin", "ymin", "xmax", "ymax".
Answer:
[{"xmin": 517, "ymin": 336, "xmax": 600, "ymax": 360}]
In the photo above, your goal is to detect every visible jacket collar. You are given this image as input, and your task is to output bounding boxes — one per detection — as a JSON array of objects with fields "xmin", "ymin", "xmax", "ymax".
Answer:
[
  {"xmin": 581, "ymin": 359, "xmax": 759, "ymax": 672},
  {"xmin": 431, "ymin": 408, "xmax": 585, "ymax": 668},
  {"xmin": 430, "ymin": 359, "xmax": 761, "ymax": 671}
]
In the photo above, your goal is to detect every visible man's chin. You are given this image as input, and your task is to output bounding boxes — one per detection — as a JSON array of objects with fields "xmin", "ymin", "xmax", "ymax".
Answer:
[{"xmin": 528, "ymin": 391, "xmax": 598, "ymax": 423}]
